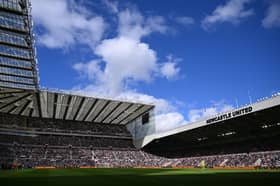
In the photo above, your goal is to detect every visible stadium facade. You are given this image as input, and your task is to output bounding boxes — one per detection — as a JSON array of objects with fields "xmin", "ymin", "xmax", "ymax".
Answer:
[{"xmin": 0, "ymin": 0, "xmax": 280, "ymax": 169}]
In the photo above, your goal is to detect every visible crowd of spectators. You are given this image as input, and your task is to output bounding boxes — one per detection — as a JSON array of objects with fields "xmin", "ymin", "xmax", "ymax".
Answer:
[
  {"xmin": 0, "ymin": 113, "xmax": 131, "ymax": 137},
  {"xmin": 1, "ymin": 113, "xmax": 280, "ymax": 169},
  {"xmin": 0, "ymin": 134, "xmax": 134, "ymax": 149},
  {"xmin": 175, "ymin": 152, "xmax": 280, "ymax": 168},
  {"xmin": 1, "ymin": 142, "xmax": 280, "ymax": 169}
]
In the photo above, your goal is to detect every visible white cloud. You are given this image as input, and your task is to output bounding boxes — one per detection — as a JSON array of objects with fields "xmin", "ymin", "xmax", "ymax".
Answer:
[
  {"xmin": 262, "ymin": 1, "xmax": 280, "ymax": 28},
  {"xmin": 175, "ymin": 16, "xmax": 195, "ymax": 26},
  {"xmin": 160, "ymin": 62, "xmax": 179, "ymax": 79},
  {"xmin": 103, "ymin": 0, "xmax": 119, "ymax": 13},
  {"xmin": 31, "ymin": 0, "xmax": 106, "ymax": 48},
  {"xmin": 95, "ymin": 36, "xmax": 157, "ymax": 95},
  {"xmin": 118, "ymin": 9, "xmax": 167, "ymax": 40},
  {"xmin": 188, "ymin": 101, "xmax": 234, "ymax": 122},
  {"xmin": 201, "ymin": 0, "xmax": 254, "ymax": 30},
  {"xmin": 155, "ymin": 112, "xmax": 186, "ymax": 132},
  {"xmin": 160, "ymin": 55, "xmax": 181, "ymax": 80},
  {"xmin": 73, "ymin": 60, "xmax": 103, "ymax": 82},
  {"xmin": 73, "ymin": 8, "xmax": 179, "ymax": 95}
]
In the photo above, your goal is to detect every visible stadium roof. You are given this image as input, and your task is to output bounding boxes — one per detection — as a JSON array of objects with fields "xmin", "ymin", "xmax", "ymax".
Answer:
[
  {"xmin": 141, "ymin": 94, "xmax": 280, "ymax": 152},
  {"xmin": 0, "ymin": 88, "xmax": 154, "ymax": 125}
]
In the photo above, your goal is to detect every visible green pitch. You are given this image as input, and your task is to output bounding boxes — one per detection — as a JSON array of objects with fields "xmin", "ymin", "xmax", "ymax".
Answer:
[{"xmin": 1, "ymin": 168, "xmax": 280, "ymax": 186}]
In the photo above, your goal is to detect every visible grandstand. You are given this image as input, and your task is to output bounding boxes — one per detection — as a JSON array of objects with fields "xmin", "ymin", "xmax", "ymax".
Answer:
[
  {"xmin": 142, "ymin": 94, "xmax": 280, "ymax": 156},
  {"xmin": 0, "ymin": 88, "xmax": 156, "ymax": 168},
  {"xmin": 1, "ymin": 91, "xmax": 280, "ymax": 169},
  {"xmin": 140, "ymin": 94, "xmax": 280, "ymax": 168},
  {"xmin": 0, "ymin": 0, "xmax": 280, "ymax": 170}
]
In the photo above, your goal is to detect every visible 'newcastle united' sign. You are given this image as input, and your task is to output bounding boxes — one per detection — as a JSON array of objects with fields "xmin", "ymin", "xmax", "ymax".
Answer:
[{"xmin": 206, "ymin": 106, "xmax": 253, "ymax": 124}]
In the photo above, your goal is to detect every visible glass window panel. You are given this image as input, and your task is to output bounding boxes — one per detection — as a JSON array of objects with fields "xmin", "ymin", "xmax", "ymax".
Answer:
[
  {"xmin": 0, "ymin": 30, "xmax": 29, "ymax": 47},
  {"xmin": 0, "ymin": 56, "xmax": 32, "ymax": 68},
  {"xmin": 0, "ymin": 81, "xmax": 35, "ymax": 89},
  {"xmin": 0, "ymin": 0, "xmax": 26, "ymax": 13},
  {"xmin": 0, "ymin": 74, "xmax": 34, "ymax": 84},
  {"xmin": 0, "ymin": 12, "xmax": 27, "ymax": 31},
  {"xmin": 0, "ymin": 66, "xmax": 33, "ymax": 77},
  {"xmin": 0, "ymin": 44, "xmax": 31, "ymax": 58}
]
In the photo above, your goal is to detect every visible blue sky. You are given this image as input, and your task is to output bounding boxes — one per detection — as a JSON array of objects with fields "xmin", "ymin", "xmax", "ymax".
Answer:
[{"xmin": 31, "ymin": 0, "xmax": 280, "ymax": 132}]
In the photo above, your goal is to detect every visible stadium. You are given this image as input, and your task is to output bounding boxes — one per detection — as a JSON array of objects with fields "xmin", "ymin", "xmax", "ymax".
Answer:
[{"xmin": 0, "ymin": 0, "xmax": 280, "ymax": 185}]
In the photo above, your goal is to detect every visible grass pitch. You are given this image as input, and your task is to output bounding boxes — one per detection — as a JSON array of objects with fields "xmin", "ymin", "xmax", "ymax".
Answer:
[{"xmin": 1, "ymin": 168, "xmax": 280, "ymax": 186}]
